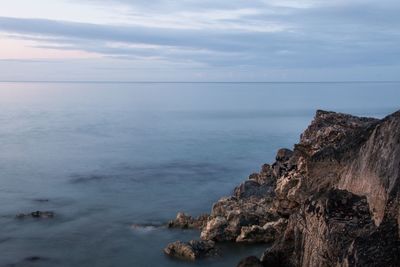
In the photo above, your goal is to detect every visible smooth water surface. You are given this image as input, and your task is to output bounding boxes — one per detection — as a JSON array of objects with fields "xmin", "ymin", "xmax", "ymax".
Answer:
[{"xmin": 0, "ymin": 82, "xmax": 399, "ymax": 267}]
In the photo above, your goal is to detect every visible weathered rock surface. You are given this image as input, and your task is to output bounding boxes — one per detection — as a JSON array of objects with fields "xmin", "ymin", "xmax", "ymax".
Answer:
[
  {"xmin": 259, "ymin": 110, "xmax": 400, "ymax": 267},
  {"xmin": 168, "ymin": 212, "xmax": 209, "ymax": 229},
  {"xmin": 200, "ymin": 196, "xmax": 279, "ymax": 241},
  {"xmin": 164, "ymin": 240, "xmax": 217, "ymax": 260},
  {"xmin": 166, "ymin": 109, "xmax": 400, "ymax": 266},
  {"xmin": 236, "ymin": 218, "xmax": 287, "ymax": 243}
]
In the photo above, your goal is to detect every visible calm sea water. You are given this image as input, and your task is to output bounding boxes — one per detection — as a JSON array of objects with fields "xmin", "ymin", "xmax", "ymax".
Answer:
[{"xmin": 0, "ymin": 82, "xmax": 399, "ymax": 267}]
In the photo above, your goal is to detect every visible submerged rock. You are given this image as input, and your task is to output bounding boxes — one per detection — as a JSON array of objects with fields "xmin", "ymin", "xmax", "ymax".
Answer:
[
  {"xmin": 16, "ymin": 211, "xmax": 54, "ymax": 219},
  {"xmin": 5, "ymin": 256, "xmax": 48, "ymax": 267},
  {"xmin": 164, "ymin": 240, "xmax": 217, "ymax": 260},
  {"xmin": 24, "ymin": 256, "xmax": 43, "ymax": 262},
  {"xmin": 32, "ymin": 198, "xmax": 49, "ymax": 203}
]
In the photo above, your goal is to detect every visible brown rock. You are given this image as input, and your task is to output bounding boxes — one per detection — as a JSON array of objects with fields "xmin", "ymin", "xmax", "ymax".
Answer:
[
  {"xmin": 168, "ymin": 212, "xmax": 208, "ymax": 229},
  {"xmin": 164, "ymin": 240, "xmax": 217, "ymax": 260}
]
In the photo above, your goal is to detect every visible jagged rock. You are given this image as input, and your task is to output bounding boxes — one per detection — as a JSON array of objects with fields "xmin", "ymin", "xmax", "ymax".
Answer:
[
  {"xmin": 338, "ymin": 111, "xmax": 400, "ymax": 225},
  {"xmin": 236, "ymin": 218, "xmax": 287, "ymax": 243},
  {"xmin": 260, "ymin": 110, "xmax": 400, "ymax": 267},
  {"xmin": 299, "ymin": 110, "xmax": 379, "ymax": 157},
  {"xmin": 163, "ymin": 240, "xmax": 217, "ymax": 260},
  {"xmin": 250, "ymin": 164, "xmax": 277, "ymax": 186},
  {"xmin": 168, "ymin": 212, "xmax": 209, "ymax": 229},
  {"xmin": 236, "ymin": 225, "xmax": 276, "ymax": 243},
  {"xmin": 236, "ymin": 256, "xmax": 263, "ymax": 267},
  {"xmin": 16, "ymin": 211, "xmax": 54, "ymax": 219},
  {"xmin": 276, "ymin": 148, "xmax": 294, "ymax": 162},
  {"xmin": 234, "ymin": 180, "xmax": 275, "ymax": 199},
  {"xmin": 263, "ymin": 218, "xmax": 288, "ymax": 234},
  {"xmin": 200, "ymin": 196, "xmax": 278, "ymax": 241}
]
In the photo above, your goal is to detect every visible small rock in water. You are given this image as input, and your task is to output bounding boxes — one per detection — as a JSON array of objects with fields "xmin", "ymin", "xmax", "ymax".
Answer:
[
  {"xmin": 164, "ymin": 240, "xmax": 218, "ymax": 260},
  {"xmin": 24, "ymin": 256, "xmax": 43, "ymax": 262},
  {"xmin": 33, "ymin": 198, "xmax": 49, "ymax": 203},
  {"xmin": 16, "ymin": 211, "xmax": 54, "ymax": 219}
]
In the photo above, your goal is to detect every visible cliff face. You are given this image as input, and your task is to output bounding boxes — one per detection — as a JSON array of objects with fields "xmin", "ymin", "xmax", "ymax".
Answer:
[
  {"xmin": 166, "ymin": 110, "xmax": 400, "ymax": 267},
  {"xmin": 261, "ymin": 110, "xmax": 400, "ymax": 267},
  {"xmin": 338, "ymin": 111, "xmax": 400, "ymax": 226}
]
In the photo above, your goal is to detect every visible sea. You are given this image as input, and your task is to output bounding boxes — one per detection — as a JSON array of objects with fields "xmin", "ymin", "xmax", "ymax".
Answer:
[{"xmin": 0, "ymin": 82, "xmax": 399, "ymax": 267}]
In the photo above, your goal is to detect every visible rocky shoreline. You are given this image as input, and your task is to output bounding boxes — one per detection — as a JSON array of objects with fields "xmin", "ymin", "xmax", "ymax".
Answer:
[{"xmin": 164, "ymin": 109, "xmax": 400, "ymax": 266}]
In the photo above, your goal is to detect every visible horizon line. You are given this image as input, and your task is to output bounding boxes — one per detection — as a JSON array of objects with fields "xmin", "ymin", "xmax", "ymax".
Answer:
[{"xmin": 1, "ymin": 80, "xmax": 400, "ymax": 84}]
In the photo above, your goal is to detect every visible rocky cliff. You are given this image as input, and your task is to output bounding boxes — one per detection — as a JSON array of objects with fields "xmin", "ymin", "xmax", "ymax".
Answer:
[{"xmin": 165, "ymin": 110, "xmax": 400, "ymax": 267}]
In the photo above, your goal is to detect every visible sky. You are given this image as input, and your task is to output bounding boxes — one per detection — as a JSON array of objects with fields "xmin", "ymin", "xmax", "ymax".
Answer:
[{"xmin": 0, "ymin": 0, "xmax": 399, "ymax": 82}]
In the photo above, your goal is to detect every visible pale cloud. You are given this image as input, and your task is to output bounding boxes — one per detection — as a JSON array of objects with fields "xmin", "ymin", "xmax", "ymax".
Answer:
[
  {"xmin": 0, "ymin": 0, "xmax": 399, "ymax": 81},
  {"xmin": 0, "ymin": 34, "xmax": 101, "ymax": 59}
]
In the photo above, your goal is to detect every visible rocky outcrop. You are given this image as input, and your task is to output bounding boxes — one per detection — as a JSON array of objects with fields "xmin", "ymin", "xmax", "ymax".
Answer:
[
  {"xmin": 199, "ymin": 196, "xmax": 279, "ymax": 241},
  {"xmin": 236, "ymin": 218, "xmax": 287, "ymax": 243},
  {"xmin": 168, "ymin": 212, "xmax": 209, "ymax": 229},
  {"xmin": 338, "ymin": 111, "xmax": 400, "ymax": 226},
  {"xmin": 165, "ymin": 109, "xmax": 400, "ymax": 266},
  {"xmin": 163, "ymin": 240, "xmax": 217, "ymax": 260},
  {"xmin": 261, "ymin": 110, "xmax": 400, "ymax": 267}
]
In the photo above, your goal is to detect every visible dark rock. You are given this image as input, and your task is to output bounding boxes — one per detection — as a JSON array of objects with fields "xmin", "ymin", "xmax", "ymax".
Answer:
[
  {"xmin": 234, "ymin": 180, "xmax": 275, "ymax": 199},
  {"xmin": 33, "ymin": 198, "xmax": 49, "ymax": 202},
  {"xmin": 261, "ymin": 245, "xmax": 295, "ymax": 267},
  {"xmin": 236, "ymin": 256, "xmax": 263, "ymax": 267},
  {"xmin": 276, "ymin": 148, "xmax": 293, "ymax": 162},
  {"xmin": 24, "ymin": 256, "xmax": 43, "ymax": 262},
  {"xmin": 16, "ymin": 211, "xmax": 54, "ymax": 219},
  {"xmin": 164, "ymin": 240, "xmax": 217, "ymax": 260}
]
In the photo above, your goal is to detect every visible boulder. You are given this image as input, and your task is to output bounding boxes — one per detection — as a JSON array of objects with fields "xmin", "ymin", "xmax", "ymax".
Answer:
[{"xmin": 164, "ymin": 240, "xmax": 217, "ymax": 260}]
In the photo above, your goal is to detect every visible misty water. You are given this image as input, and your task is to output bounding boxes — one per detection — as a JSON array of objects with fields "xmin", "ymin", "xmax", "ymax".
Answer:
[{"xmin": 0, "ymin": 82, "xmax": 399, "ymax": 267}]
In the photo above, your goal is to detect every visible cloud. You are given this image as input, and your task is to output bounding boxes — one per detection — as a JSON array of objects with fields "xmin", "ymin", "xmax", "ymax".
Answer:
[{"xmin": 0, "ymin": 0, "xmax": 400, "ymax": 80}]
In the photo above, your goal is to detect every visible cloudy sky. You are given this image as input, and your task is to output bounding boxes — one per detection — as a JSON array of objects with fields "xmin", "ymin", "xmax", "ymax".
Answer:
[{"xmin": 0, "ymin": 0, "xmax": 399, "ymax": 81}]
